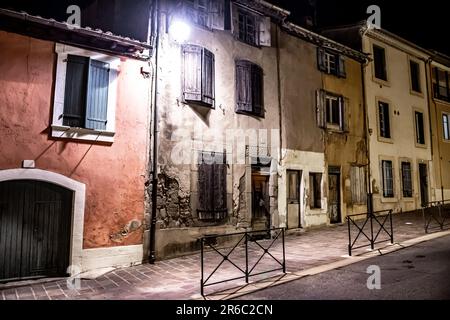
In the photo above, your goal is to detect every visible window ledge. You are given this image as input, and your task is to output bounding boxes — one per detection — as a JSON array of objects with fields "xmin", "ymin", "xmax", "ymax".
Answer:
[
  {"xmin": 433, "ymin": 97, "xmax": 450, "ymax": 106},
  {"xmin": 51, "ymin": 125, "xmax": 115, "ymax": 143}
]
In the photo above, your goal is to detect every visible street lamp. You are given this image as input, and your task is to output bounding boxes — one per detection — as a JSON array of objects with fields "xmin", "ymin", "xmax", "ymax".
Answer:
[{"xmin": 169, "ymin": 19, "xmax": 191, "ymax": 43}]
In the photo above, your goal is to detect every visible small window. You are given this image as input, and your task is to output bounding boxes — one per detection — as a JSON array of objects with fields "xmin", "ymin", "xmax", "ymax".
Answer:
[
  {"xmin": 309, "ymin": 173, "xmax": 322, "ymax": 209},
  {"xmin": 62, "ymin": 55, "xmax": 111, "ymax": 130},
  {"xmin": 325, "ymin": 95, "xmax": 342, "ymax": 127},
  {"xmin": 410, "ymin": 60, "xmax": 421, "ymax": 93},
  {"xmin": 184, "ymin": 0, "xmax": 211, "ymax": 28},
  {"xmin": 382, "ymin": 160, "xmax": 394, "ymax": 198},
  {"xmin": 238, "ymin": 9, "xmax": 257, "ymax": 46},
  {"xmin": 287, "ymin": 170, "xmax": 300, "ymax": 203},
  {"xmin": 433, "ymin": 67, "xmax": 450, "ymax": 102},
  {"xmin": 317, "ymin": 90, "xmax": 346, "ymax": 131},
  {"xmin": 378, "ymin": 101, "xmax": 391, "ymax": 139},
  {"xmin": 415, "ymin": 111, "xmax": 425, "ymax": 145},
  {"xmin": 182, "ymin": 45, "xmax": 215, "ymax": 107},
  {"xmin": 443, "ymin": 114, "xmax": 450, "ymax": 141},
  {"xmin": 317, "ymin": 48, "xmax": 346, "ymax": 78},
  {"xmin": 373, "ymin": 45, "xmax": 387, "ymax": 81},
  {"xmin": 197, "ymin": 152, "xmax": 227, "ymax": 221},
  {"xmin": 351, "ymin": 166, "xmax": 367, "ymax": 205},
  {"xmin": 235, "ymin": 60, "xmax": 264, "ymax": 117},
  {"xmin": 401, "ymin": 162, "xmax": 413, "ymax": 198}
]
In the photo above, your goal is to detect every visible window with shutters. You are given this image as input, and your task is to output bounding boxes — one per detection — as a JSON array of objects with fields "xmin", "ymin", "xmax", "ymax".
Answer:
[
  {"xmin": 432, "ymin": 67, "xmax": 450, "ymax": 102},
  {"xmin": 414, "ymin": 111, "xmax": 425, "ymax": 146},
  {"xmin": 52, "ymin": 44, "xmax": 118, "ymax": 143},
  {"xmin": 235, "ymin": 60, "xmax": 264, "ymax": 117},
  {"xmin": 401, "ymin": 162, "xmax": 413, "ymax": 198},
  {"xmin": 197, "ymin": 152, "xmax": 228, "ymax": 221},
  {"xmin": 182, "ymin": 45, "xmax": 215, "ymax": 107},
  {"xmin": 378, "ymin": 101, "xmax": 391, "ymax": 140},
  {"xmin": 317, "ymin": 48, "xmax": 346, "ymax": 78},
  {"xmin": 409, "ymin": 60, "xmax": 421, "ymax": 93},
  {"xmin": 316, "ymin": 90, "xmax": 346, "ymax": 132},
  {"xmin": 309, "ymin": 173, "xmax": 322, "ymax": 209},
  {"xmin": 231, "ymin": 4, "xmax": 271, "ymax": 47},
  {"xmin": 351, "ymin": 166, "xmax": 367, "ymax": 205},
  {"xmin": 183, "ymin": 0, "xmax": 225, "ymax": 30},
  {"xmin": 381, "ymin": 160, "xmax": 394, "ymax": 198}
]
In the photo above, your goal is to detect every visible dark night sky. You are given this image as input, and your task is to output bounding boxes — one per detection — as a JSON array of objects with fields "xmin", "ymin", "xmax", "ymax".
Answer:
[{"xmin": 0, "ymin": 0, "xmax": 449, "ymax": 55}]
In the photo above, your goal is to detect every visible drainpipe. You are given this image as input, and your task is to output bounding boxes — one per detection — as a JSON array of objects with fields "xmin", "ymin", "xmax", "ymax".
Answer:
[{"xmin": 149, "ymin": 0, "xmax": 161, "ymax": 264}]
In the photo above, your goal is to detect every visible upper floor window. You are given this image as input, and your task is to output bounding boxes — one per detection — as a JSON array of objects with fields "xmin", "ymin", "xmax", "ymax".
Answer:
[
  {"xmin": 432, "ymin": 67, "xmax": 450, "ymax": 102},
  {"xmin": 378, "ymin": 101, "xmax": 391, "ymax": 139},
  {"xmin": 185, "ymin": 0, "xmax": 210, "ymax": 28},
  {"xmin": 235, "ymin": 60, "xmax": 264, "ymax": 117},
  {"xmin": 231, "ymin": 4, "xmax": 271, "ymax": 47},
  {"xmin": 443, "ymin": 113, "xmax": 450, "ymax": 141},
  {"xmin": 182, "ymin": 45, "xmax": 215, "ymax": 107},
  {"xmin": 52, "ymin": 44, "xmax": 118, "ymax": 143},
  {"xmin": 373, "ymin": 44, "xmax": 387, "ymax": 81},
  {"xmin": 317, "ymin": 48, "xmax": 346, "ymax": 78},
  {"xmin": 381, "ymin": 160, "xmax": 394, "ymax": 198},
  {"xmin": 415, "ymin": 111, "xmax": 425, "ymax": 145},
  {"xmin": 316, "ymin": 90, "xmax": 346, "ymax": 132},
  {"xmin": 409, "ymin": 60, "xmax": 421, "ymax": 93}
]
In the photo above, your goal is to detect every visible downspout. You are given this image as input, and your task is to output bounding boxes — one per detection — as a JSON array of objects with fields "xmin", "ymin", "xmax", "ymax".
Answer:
[
  {"xmin": 149, "ymin": 0, "xmax": 161, "ymax": 264},
  {"xmin": 361, "ymin": 60, "xmax": 373, "ymax": 214}
]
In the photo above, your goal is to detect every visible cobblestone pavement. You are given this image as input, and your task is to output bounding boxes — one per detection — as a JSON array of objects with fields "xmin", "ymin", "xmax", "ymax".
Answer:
[{"xmin": 0, "ymin": 210, "xmax": 433, "ymax": 300}]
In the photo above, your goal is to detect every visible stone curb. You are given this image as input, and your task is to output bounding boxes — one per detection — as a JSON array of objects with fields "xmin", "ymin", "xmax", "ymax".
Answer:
[{"xmin": 194, "ymin": 230, "xmax": 450, "ymax": 300}]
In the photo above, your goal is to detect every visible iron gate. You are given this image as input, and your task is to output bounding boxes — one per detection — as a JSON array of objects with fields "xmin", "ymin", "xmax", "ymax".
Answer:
[{"xmin": 422, "ymin": 200, "xmax": 450, "ymax": 233}]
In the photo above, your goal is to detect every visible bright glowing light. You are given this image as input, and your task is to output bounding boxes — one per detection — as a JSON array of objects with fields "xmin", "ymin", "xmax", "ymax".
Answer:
[{"xmin": 169, "ymin": 20, "xmax": 191, "ymax": 43}]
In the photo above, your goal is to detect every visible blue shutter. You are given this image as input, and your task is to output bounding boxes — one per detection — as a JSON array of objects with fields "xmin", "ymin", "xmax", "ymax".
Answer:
[
  {"xmin": 85, "ymin": 59, "xmax": 110, "ymax": 130},
  {"xmin": 63, "ymin": 55, "xmax": 89, "ymax": 128}
]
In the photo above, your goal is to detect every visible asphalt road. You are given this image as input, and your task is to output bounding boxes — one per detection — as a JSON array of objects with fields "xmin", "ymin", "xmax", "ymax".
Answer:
[{"xmin": 237, "ymin": 235, "xmax": 450, "ymax": 300}]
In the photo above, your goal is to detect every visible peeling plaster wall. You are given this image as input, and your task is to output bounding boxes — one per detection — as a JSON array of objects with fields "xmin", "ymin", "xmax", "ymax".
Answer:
[
  {"xmin": 153, "ymin": 11, "xmax": 281, "ymax": 258},
  {"xmin": 322, "ymin": 57, "xmax": 368, "ymax": 219},
  {"xmin": 0, "ymin": 32, "xmax": 150, "ymax": 252}
]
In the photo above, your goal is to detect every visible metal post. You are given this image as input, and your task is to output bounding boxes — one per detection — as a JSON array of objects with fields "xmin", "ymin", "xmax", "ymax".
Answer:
[
  {"xmin": 200, "ymin": 238, "xmax": 204, "ymax": 297},
  {"xmin": 245, "ymin": 233, "xmax": 249, "ymax": 284},
  {"xmin": 389, "ymin": 210, "xmax": 394, "ymax": 244},
  {"xmin": 282, "ymin": 229, "xmax": 286, "ymax": 273},
  {"xmin": 347, "ymin": 217, "xmax": 352, "ymax": 256},
  {"xmin": 438, "ymin": 203, "xmax": 443, "ymax": 230},
  {"xmin": 370, "ymin": 213, "xmax": 374, "ymax": 250}
]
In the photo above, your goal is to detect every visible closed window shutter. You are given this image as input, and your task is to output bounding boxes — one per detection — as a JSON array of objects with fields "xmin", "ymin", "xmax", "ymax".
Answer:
[
  {"xmin": 202, "ymin": 48, "xmax": 215, "ymax": 106},
  {"xmin": 317, "ymin": 48, "xmax": 326, "ymax": 72},
  {"xmin": 338, "ymin": 55, "xmax": 346, "ymax": 78},
  {"xmin": 63, "ymin": 55, "xmax": 89, "ymax": 128},
  {"xmin": 210, "ymin": 0, "xmax": 225, "ymax": 30},
  {"xmin": 236, "ymin": 61, "xmax": 252, "ymax": 113},
  {"xmin": 341, "ymin": 97, "xmax": 350, "ymax": 132},
  {"xmin": 230, "ymin": 2, "xmax": 239, "ymax": 36},
  {"xmin": 198, "ymin": 157, "xmax": 214, "ymax": 220},
  {"xmin": 316, "ymin": 90, "xmax": 326, "ymax": 128},
  {"xmin": 213, "ymin": 160, "xmax": 227, "ymax": 220},
  {"xmin": 251, "ymin": 64, "xmax": 264, "ymax": 117},
  {"xmin": 85, "ymin": 59, "xmax": 110, "ymax": 130},
  {"xmin": 183, "ymin": 45, "xmax": 203, "ymax": 102}
]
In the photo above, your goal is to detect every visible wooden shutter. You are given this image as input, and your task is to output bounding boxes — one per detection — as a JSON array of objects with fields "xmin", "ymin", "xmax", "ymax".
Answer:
[
  {"xmin": 259, "ymin": 16, "xmax": 271, "ymax": 47},
  {"xmin": 317, "ymin": 48, "xmax": 326, "ymax": 72},
  {"xmin": 198, "ymin": 155, "xmax": 213, "ymax": 220},
  {"xmin": 340, "ymin": 97, "xmax": 350, "ymax": 132},
  {"xmin": 230, "ymin": 2, "xmax": 239, "ymax": 37},
  {"xmin": 182, "ymin": 45, "xmax": 203, "ymax": 102},
  {"xmin": 210, "ymin": 0, "xmax": 225, "ymax": 30},
  {"xmin": 213, "ymin": 158, "xmax": 227, "ymax": 220},
  {"xmin": 202, "ymin": 48, "xmax": 215, "ymax": 106},
  {"xmin": 338, "ymin": 55, "xmax": 347, "ymax": 78},
  {"xmin": 85, "ymin": 59, "xmax": 110, "ymax": 130},
  {"xmin": 251, "ymin": 64, "xmax": 264, "ymax": 117},
  {"xmin": 63, "ymin": 55, "xmax": 89, "ymax": 128},
  {"xmin": 316, "ymin": 90, "xmax": 326, "ymax": 128},
  {"xmin": 236, "ymin": 60, "xmax": 252, "ymax": 113}
]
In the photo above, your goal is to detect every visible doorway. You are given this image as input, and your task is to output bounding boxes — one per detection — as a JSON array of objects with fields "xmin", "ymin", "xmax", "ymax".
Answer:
[
  {"xmin": 328, "ymin": 167, "xmax": 341, "ymax": 224},
  {"xmin": 251, "ymin": 173, "xmax": 270, "ymax": 231},
  {"xmin": 419, "ymin": 163, "xmax": 429, "ymax": 206},
  {"xmin": 287, "ymin": 170, "xmax": 302, "ymax": 229},
  {"xmin": 0, "ymin": 180, "xmax": 73, "ymax": 282}
]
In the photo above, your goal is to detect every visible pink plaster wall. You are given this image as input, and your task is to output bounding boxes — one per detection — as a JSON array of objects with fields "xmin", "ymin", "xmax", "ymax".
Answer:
[{"xmin": 0, "ymin": 31, "xmax": 150, "ymax": 249}]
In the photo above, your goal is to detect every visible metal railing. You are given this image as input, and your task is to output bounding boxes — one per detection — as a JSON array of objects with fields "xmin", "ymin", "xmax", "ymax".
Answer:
[
  {"xmin": 421, "ymin": 200, "xmax": 450, "ymax": 233},
  {"xmin": 200, "ymin": 228, "xmax": 286, "ymax": 297},
  {"xmin": 347, "ymin": 210, "xmax": 394, "ymax": 256}
]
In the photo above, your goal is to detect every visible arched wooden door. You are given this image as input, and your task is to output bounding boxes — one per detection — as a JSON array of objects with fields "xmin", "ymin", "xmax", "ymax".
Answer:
[{"xmin": 0, "ymin": 180, "xmax": 73, "ymax": 282}]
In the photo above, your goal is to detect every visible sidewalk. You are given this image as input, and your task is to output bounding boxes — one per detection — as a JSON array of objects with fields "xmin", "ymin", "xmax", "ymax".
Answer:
[{"xmin": 0, "ymin": 210, "xmax": 442, "ymax": 300}]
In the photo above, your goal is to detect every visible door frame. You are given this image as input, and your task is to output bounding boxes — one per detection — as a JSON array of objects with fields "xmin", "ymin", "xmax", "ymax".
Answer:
[
  {"xmin": 418, "ymin": 162, "xmax": 429, "ymax": 206},
  {"xmin": 0, "ymin": 169, "xmax": 85, "ymax": 274},
  {"xmin": 328, "ymin": 166, "xmax": 342, "ymax": 224}
]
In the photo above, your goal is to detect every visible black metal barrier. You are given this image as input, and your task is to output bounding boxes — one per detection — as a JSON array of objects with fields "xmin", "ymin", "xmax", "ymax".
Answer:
[
  {"xmin": 200, "ymin": 228, "xmax": 286, "ymax": 297},
  {"xmin": 347, "ymin": 210, "xmax": 394, "ymax": 256},
  {"xmin": 422, "ymin": 200, "xmax": 450, "ymax": 233}
]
